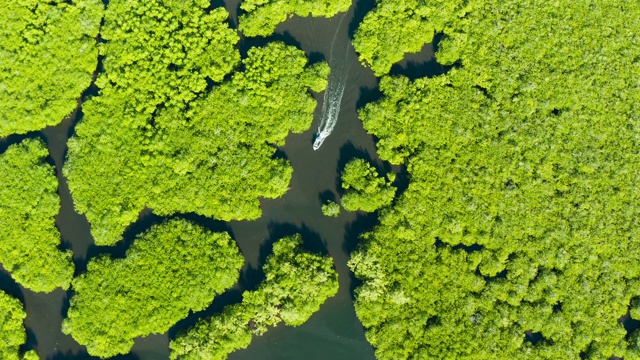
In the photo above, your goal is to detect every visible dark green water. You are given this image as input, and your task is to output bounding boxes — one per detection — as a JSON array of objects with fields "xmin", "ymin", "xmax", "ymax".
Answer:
[{"xmin": 0, "ymin": 0, "xmax": 438, "ymax": 358}]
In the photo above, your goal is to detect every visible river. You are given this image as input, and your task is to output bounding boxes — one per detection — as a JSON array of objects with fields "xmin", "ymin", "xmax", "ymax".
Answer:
[{"xmin": 0, "ymin": 0, "xmax": 438, "ymax": 357}]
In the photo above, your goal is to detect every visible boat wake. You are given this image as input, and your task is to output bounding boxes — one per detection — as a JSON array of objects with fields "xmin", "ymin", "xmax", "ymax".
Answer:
[{"xmin": 313, "ymin": 13, "xmax": 349, "ymax": 151}]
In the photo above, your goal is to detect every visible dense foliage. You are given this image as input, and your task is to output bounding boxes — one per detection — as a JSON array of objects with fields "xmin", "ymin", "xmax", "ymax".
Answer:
[
  {"xmin": 0, "ymin": 0, "xmax": 103, "ymax": 137},
  {"xmin": 0, "ymin": 291, "xmax": 38, "ymax": 360},
  {"xmin": 0, "ymin": 139, "xmax": 74, "ymax": 293},
  {"xmin": 351, "ymin": 1, "xmax": 640, "ymax": 359},
  {"xmin": 65, "ymin": 0, "xmax": 329, "ymax": 246},
  {"xmin": 352, "ymin": 0, "xmax": 469, "ymax": 75},
  {"xmin": 96, "ymin": 0, "xmax": 240, "ymax": 114},
  {"xmin": 340, "ymin": 158, "xmax": 396, "ymax": 212},
  {"xmin": 321, "ymin": 200, "xmax": 341, "ymax": 217},
  {"xmin": 170, "ymin": 234, "xmax": 339, "ymax": 359},
  {"xmin": 62, "ymin": 219, "xmax": 244, "ymax": 358},
  {"xmin": 239, "ymin": 0, "xmax": 350, "ymax": 37}
]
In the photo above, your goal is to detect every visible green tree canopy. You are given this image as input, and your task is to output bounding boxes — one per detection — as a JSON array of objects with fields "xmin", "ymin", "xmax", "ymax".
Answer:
[
  {"xmin": 0, "ymin": 0, "xmax": 103, "ymax": 137},
  {"xmin": 65, "ymin": 0, "xmax": 330, "ymax": 246},
  {"xmin": 352, "ymin": 1, "xmax": 640, "ymax": 359},
  {"xmin": 62, "ymin": 219, "xmax": 244, "ymax": 358},
  {"xmin": 170, "ymin": 234, "xmax": 339, "ymax": 359},
  {"xmin": 0, "ymin": 291, "xmax": 39, "ymax": 360},
  {"xmin": 352, "ymin": 0, "xmax": 470, "ymax": 75},
  {"xmin": 340, "ymin": 158, "xmax": 396, "ymax": 212},
  {"xmin": 0, "ymin": 139, "xmax": 74, "ymax": 293},
  {"xmin": 321, "ymin": 200, "xmax": 341, "ymax": 217},
  {"xmin": 239, "ymin": 0, "xmax": 350, "ymax": 37},
  {"xmin": 96, "ymin": 0, "xmax": 240, "ymax": 114}
]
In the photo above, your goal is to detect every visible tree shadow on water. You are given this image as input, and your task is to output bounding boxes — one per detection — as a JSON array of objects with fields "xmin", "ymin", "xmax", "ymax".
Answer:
[
  {"xmin": 272, "ymin": 146, "xmax": 288, "ymax": 162},
  {"xmin": 336, "ymin": 141, "xmax": 392, "ymax": 193},
  {"xmin": 620, "ymin": 309, "xmax": 640, "ymax": 339},
  {"xmin": 239, "ymin": 31, "xmax": 303, "ymax": 59},
  {"xmin": 343, "ymin": 212, "xmax": 379, "ymax": 299},
  {"xmin": 22, "ymin": 327, "xmax": 38, "ymax": 356},
  {"xmin": 60, "ymin": 288, "xmax": 74, "ymax": 324},
  {"xmin": 0, "ymin": 132, "xmax": 44, "ymax": 154},
  {"xmin": 75, "ymin": 209, "xmax": 164, "ymax": 275},
  {"xmin": 47, "ymin": 350, "xmax": 139, "ymax": 360},
  {"xmin": 168, "ymin": 285, "xmax": 244, "ymax": 340},
  {"xmin": 389, "ymin": 34, "xmax": 457, "ymax": 81},
  {"xmin": 348, "ymin": 0, "xmax": 376, "ymax": 40},
  {"xmin": 78, "ymin": 210, "xmax": 235, "ymax": 275},
  {"xmin": 268, "ymin": 222, "xmax": 329, "ymax": 257},
  {"xmin": 0, "ymin": 267, "xmax": 24, "ymax": 302},
  {"xmin": 391, "ymin": 163, "xmax": 410, "ymax": 200},
  {"xmin": 241, "ymin": 222, "xmax": 330, "ymax": 293},
  {"xmin": 318, "ymin": 189, "xmax": 336, "ymax": 204},
  {"xmin": 169, "ymin": 222, "xmax": 327, "ymax": 341},
  {"xmin": 356, "ymin": 82, "xmax": 383, "ymax": 110}
]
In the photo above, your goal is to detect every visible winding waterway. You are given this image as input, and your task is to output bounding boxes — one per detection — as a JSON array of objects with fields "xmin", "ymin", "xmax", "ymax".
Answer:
[
  {"xmin": 313, "ymin": 12, "xmax": 349, "ymax": 150},
  {"xmin": 0, "ymin": 0, "xmax": 438, "ymax": 358}
]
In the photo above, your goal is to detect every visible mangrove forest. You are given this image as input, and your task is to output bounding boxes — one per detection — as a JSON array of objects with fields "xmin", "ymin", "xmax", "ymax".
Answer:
[{"xmin": 0, "ymin": 0, "xmax": 639, "ymax": 359}]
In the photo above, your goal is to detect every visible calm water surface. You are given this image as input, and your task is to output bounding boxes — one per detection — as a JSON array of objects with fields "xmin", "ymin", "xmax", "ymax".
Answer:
[{"xmin": 0, "ymin": 0, "xmax": 437, "ymax": 358}]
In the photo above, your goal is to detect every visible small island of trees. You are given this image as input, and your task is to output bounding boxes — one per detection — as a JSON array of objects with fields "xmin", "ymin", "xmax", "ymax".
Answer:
[
  {"xmin": 0, "ymin": 139, "xmax": 74, "ymax": 293},
  {"xmin": 170, "ymin": 234, "xmax": 339, "ymax": 359},
  {"xmin": 340, "ymin": 158, "xmax": 396, "ymax": 213},
  {"xmin": 62, "ymin": 219, "xmax": 244, "ymax": 358},
  {"xmin": 0, "ymin": 291, "xmax": 38, "ymax": 360}
]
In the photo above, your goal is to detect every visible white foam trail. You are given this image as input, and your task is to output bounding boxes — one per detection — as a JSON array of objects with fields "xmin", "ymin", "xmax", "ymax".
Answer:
[{"xmin": 313, "ymin": 13, "xmax": 349, "ymax": 151}]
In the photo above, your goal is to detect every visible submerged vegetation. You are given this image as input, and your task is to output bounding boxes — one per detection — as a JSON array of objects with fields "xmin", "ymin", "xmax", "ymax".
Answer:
[
  {"xmin": 62, "ymin": 219, "xmax": 243, "ymax": 358},
  {"xmin": 0, "ymin": 0, "xmax": 103, "ymax": 137},
  {"xmin": 351, "ymin": 1, "xmax": 640, "ymax": 359},
  {"xmin": 64, "ymin": 0, "xmax": 329, "ymax": 246},
  {"xmin": 340, "ymin": 158, "xmax": 395, "ymax": 212},
  {"xmin": 170, "ymin": 234, "xmax": 339, "ymax": 359},
  {"xmin": 0, "ymin": 139, "xmax": 74, "ymax": 293},
  {"xmin": 0, "ymin": 291, "xmax": 38, "ymax": 360}
]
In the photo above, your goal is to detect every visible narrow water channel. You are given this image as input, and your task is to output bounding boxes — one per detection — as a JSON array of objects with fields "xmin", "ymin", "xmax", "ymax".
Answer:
[{"xmin": 0, "ymin": 0, "xmax": 437, "ymax": 358}]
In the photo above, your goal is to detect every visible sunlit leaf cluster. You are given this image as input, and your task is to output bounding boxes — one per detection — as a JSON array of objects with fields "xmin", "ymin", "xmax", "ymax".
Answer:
[
  {"xmin": 96, "ymin": 0, "xmax": 240, "ymax": 114},
  {"xmin": 170, "ymin": 234, "xmax": 338, "ymax": 359},
  {"xmin": 0, "ymin": 291, "xmax": 38, "ymax": 360},
  {"xmin": 340, "ymin": 158, "xmax": 396, "ymax": 212},
  {"xmin": 0, "ymin": 0, "xmax": 103, "ymax": 137},
  {"xmin": 0, "ymin": 139, "xmax": 74, "ymax": 293},
  {"xmin": 321, "ymin": 200, "xmax": 341, "ymax": 217},
  {"xmin": 62, "ymin": 219, "xmax": 244, "ymax": 358},
  {"xmin": 352, "ymin": 0, "xmax": 471, "ymax": 75},
  {"xmin": 352, "ymin": 1, "xmax": 640, "ymax": 359},
  {"xmin": 239, "ymin": 0, "xmax": 350, "ymax": 37}
]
